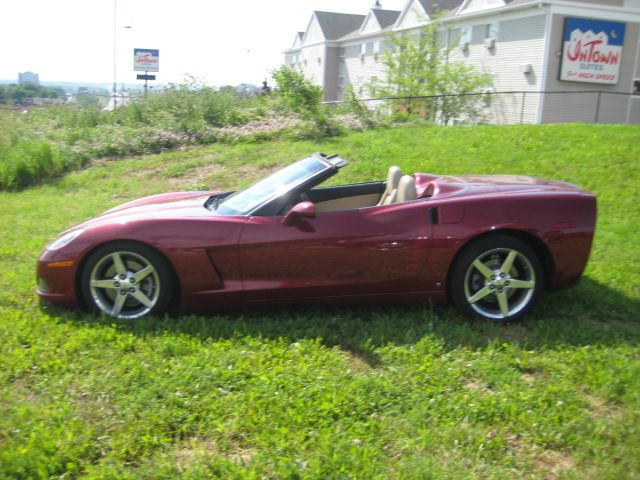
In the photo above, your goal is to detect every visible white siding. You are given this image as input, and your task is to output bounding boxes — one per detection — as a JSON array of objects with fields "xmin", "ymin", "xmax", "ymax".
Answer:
[
  {"xmin": 361, "ymin": 13, "xmax": 380, "ymax": 34},
  {"xmin": 459, "ymin": 0, "xmax": 505, "ymax": 15},
  {"xmin": 303, "ymin": 16, "xmax": 325, "ymax": 45},
  {"xmin": 339, "ymin": 36, "xmax": 387, "ymax": 99},
  {"xmin": 395, "ymin": 0, "xmax": 428, "ymax": 30},
  {"xmin": 448, "ymin": 14, "xmax": 547, "ymax": 123},
  {"xmin": 298, "ymin": 45, "xmax": 325, "ymax": 87}
]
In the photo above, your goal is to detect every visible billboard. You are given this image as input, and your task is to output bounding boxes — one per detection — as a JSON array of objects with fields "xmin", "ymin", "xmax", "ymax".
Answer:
[
  {"xmin": 134, "ymin": 48, "xmax": 159, "ymax": 72},
  {"xmin": 560, "ymin": 18, "xmax": 625, "ymax": 85}
]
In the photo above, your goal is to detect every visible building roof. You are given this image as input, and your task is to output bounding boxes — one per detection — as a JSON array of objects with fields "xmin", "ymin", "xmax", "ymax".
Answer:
[
  {"xmin": 314, "ymin": 11, "xmax": 367, "ymax": 40},
  {"xmin": 417, "ymin": 0, "xmax": 465, "ymax": 16},
  {"xmin": 371, "ymin": 9, "xmax": 401, "ymax": 28}
]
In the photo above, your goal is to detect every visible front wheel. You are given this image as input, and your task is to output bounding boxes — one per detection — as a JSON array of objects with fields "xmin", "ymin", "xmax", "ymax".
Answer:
[
  {"xmin": 80, "ymin": 242, "xmax": 174, "ymax": 319},
  {"xmin": 450, "ymin": 235, "xmax": 543, "ymax": 322}
]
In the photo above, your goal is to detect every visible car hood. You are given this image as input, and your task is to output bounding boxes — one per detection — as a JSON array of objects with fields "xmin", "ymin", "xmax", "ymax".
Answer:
[{"xmin": 68, "ymin": 191, "xmax": 221, "ymax": 231}]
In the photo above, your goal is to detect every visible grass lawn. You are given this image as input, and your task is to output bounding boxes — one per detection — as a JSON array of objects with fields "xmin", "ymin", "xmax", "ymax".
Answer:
[{"xmin": 1, "ymin": 124, "xmax": 639, "ymax": 479}]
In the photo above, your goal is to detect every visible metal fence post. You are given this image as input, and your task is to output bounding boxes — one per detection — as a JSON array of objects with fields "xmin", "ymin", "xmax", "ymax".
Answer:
[
  {"xmin": 595, "ymin": 91, "xmax": 602, "ymax": 123},
  {"xmin": 520, "ymin": 91, "xmax": 526, "ymax": 124}
]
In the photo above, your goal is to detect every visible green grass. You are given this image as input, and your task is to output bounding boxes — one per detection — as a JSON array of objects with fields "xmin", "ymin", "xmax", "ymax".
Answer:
[{"xmin": 1, "ymin": 124, "xmax": 639, "ymax": 479}]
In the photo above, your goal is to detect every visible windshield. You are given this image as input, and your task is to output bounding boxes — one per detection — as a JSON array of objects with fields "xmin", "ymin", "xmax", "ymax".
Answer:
[{"xmin": 214, "ymin": 156, "xmax": 329, "ymax": 216}]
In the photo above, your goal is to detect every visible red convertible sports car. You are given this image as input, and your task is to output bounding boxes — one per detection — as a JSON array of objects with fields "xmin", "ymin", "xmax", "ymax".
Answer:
[{"xmin": 37, "ymin": 153, "xmax": 596, "ymax": 322}]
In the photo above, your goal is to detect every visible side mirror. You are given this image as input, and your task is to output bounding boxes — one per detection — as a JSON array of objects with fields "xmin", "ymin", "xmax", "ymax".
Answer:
[{"xmin": 282, "ymin": 201, "xmax": 316, "ymax": 226}]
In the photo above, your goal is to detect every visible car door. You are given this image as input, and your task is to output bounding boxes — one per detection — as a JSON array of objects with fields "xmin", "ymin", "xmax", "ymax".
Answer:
[{"xmin": 238, "ymin": 201, "xmax": 433, "ymax": 302}]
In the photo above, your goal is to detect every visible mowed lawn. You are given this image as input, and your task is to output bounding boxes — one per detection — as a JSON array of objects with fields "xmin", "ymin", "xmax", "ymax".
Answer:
[{"xmin": 1, "ymin": 124, "xmax": 639, "ymax": 479}]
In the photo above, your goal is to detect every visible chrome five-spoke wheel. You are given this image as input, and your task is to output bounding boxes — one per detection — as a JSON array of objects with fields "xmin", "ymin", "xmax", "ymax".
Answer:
[
  {"xmin": 81, "ymin": 242, "xmax": 174, "ymax": 319},
  {"xmin": 451, "ymin": 235, "xmax": 543, "ymax": 322}
]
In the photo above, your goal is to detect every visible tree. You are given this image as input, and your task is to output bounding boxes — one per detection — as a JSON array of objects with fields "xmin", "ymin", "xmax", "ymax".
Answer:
[
  {"xmin": 0, "ymin": 83, "xmax": 65, "ymax": 105},
  {"xmin": 272, "ymin": 66, "xmax": 336, "ymax": 135},
  {"xmin": 369, "ymin": 12, "xmax": 492, "ymax": 124},
  {"xmin": 272, "ymin": 66, "xmax": 323, "ymax": 121}
]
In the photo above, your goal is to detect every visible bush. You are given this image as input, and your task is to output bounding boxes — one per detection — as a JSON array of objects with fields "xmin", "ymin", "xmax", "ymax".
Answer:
[
  {"xmin": 0, "ymin": 73, "xmax": 373, "ymax": 190},
  {"xmin": 272, "ymin": 66, "xmax": 340, "ymax": 137},
  {"xmin": 0, "ymin": 140, "xmax": 66, "ymax": 190}
]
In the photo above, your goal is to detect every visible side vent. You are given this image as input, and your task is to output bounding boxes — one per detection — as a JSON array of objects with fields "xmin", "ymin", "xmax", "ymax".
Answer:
[{"xmin": 429, "ymin": 207, "xmax": 439, "ymax": 224}]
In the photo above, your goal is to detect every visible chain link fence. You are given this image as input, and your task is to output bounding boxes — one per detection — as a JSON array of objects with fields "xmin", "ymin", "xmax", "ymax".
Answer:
[{"xmin": 327, "ymin": 90, "xmax": 639, "ymax": 125}]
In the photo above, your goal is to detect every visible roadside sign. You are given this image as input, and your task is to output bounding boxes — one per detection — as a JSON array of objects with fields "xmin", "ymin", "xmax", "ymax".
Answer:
[
  {"xmin": 560, "ymin": 18, "xmax": 625, "ymax": 85},
  {"xmin": 136, "ymin": 74, "xmax": 156, "ymax": 81},
  {"xmin": 134, "ymin": 48, "xmax": 159, "ymax": 72}
]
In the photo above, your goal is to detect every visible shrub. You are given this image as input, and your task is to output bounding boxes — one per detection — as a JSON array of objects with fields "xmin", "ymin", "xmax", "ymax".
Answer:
[
  {"xmin": 272, "ymin": 66, "xmax": 341, "ymax": 137},
  {"xmin": 0, "ymin": 140, "xmax": 66, "ymax": 190}
]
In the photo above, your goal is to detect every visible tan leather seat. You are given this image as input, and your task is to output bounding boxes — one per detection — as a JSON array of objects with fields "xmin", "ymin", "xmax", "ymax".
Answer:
[
  {"xmin": 378, "ymin": 166, "xmax": 402, "ymax": 206},
  {"xmin": 396, "ymin": 175, "xmax": 417, "ymax": 203}
]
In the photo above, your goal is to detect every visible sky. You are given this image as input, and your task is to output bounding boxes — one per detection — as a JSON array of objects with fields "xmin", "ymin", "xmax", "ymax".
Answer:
[{"xmin": 1, "ymin": 0, "xmax": 407, "ymax": 87}]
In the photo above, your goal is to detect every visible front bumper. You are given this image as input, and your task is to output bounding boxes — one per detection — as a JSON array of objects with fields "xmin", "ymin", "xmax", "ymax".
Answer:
[{"xmin": 36, "ymin": 249, "xmax": 80, "ymax": 308}]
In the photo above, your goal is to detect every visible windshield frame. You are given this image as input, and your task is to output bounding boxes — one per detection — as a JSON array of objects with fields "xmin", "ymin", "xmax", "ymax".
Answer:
[{"xmin": 211, "ymin": 153, "xmax": 345, "ymax": 217}]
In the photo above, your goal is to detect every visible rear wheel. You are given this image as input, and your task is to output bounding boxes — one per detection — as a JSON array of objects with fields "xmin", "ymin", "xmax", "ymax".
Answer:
[
  {"xmin": 450, "ymin": 235, "xmax": 542, "ymax": 322},
  {"xmin": 80, "ymin": 242, "xmax": 174, "ymax": 319}
]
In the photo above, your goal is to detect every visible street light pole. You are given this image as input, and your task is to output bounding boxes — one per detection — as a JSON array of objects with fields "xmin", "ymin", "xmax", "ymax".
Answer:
[{"xmin": 113, "ymin": 0, "xmax": 117, "ymax": 109}]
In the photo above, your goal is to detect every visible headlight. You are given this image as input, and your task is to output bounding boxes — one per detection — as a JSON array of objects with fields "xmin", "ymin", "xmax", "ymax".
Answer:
[{"xmin": 47, "ymin": 229, "xmax": 84, "ymax": 250}]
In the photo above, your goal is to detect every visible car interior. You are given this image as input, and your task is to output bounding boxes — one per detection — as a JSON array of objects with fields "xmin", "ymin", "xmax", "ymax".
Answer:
[{"xmin": 308, "ymin": 166, "xmax": 418, "ymax": 213}]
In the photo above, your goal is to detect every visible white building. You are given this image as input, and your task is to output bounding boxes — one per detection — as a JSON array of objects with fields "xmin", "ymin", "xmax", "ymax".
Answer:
[
  {"xmin": 285, "ymin": 0, "xmax": 640, "ymax": 124},
  {"xmin": 18, "ymin": 71, "xmax": 39, "ymax": 85}
]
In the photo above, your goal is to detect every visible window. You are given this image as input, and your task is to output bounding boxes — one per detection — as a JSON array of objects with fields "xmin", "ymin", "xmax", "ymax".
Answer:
[
  {"xmin": 360, "ymin": 43, "xmax": 367, "ymax": 55},
  {"xmin": 373, "ymin": 41, "xmax": 381, "ymax": 54},
  {"xmin": 338, "ymin": 76, "xmax": 345, "ymax": 86},
  {"xmin": 460, "ymin": 27, "xmax": 471, "ymax": 44},
  {"xmin": 633, "ymin": 79, "xmax": 640, "ymax": 95},
  {"xmin": 485, "ymin": 23, "xmax": 498, "ymax": 39},
  {"xmin": 214, "ymin": 156, "xmax": 329, "ymax": 216}
]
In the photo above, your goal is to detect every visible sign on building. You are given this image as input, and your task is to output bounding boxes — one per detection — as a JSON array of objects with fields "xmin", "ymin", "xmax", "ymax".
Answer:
[
  {"xmin": 560, "ymin": 18, "xmax": 625, "ymax": 85},
  {"xmin": 134, "ymin": 49, "xmax": 160, "ymax": 72}
]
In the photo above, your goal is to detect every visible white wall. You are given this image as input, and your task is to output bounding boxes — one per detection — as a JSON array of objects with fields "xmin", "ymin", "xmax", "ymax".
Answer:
[
  {"xmin": 339, "ymin": 36, "xmax": 387, "ymax": 100},
  {"xmin": 298, "ymin": 45, "xmax": 325, "ymax": 87},
  {"xmin": 448, "ymin": 14, "xmax": 547, "ymax": 123}
]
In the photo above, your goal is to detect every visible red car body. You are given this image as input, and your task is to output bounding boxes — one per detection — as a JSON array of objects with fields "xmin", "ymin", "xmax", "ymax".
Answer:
[{"xmin": 37, "ymin": 156, "xmax": 596, "ymax": 315}]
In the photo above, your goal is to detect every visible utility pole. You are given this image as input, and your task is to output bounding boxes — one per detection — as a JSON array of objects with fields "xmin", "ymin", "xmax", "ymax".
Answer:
[{"xmin": 113, "ymin": 0, "xmax": 117, "ymax": 109}]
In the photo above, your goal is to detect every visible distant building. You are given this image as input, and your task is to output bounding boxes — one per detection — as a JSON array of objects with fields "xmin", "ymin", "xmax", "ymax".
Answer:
[
  {"xmin": 18, "ymin": 71, "xmax": 39, "ymax": 85},
  {"xmin": 285, "ymin": 0, "xmax": 640, "ymax": 124}
]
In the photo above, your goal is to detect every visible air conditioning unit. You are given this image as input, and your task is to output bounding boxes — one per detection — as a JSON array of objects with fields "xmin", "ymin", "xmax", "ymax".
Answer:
[
  {"xmin": 520, "ymin": 63, "xmax": 532, "ymax": 74},
  {"xmin": 484, "ymin": 38, "xmax": 495, "ymax": 49}
]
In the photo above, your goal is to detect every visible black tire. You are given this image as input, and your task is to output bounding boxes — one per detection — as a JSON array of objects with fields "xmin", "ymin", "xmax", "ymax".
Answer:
[
  {"xmin": 449, "ymin": 234, "xmax": 543, "ymax": 322},
  {"xmin": 80, "ymin": 241, "xmax": 174, "ymax": 319}
]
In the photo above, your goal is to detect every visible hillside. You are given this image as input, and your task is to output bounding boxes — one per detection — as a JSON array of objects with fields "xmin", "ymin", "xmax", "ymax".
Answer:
[{"xmin": 1, "ymin": 124, "xmax": 639, "ymax": 478}]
